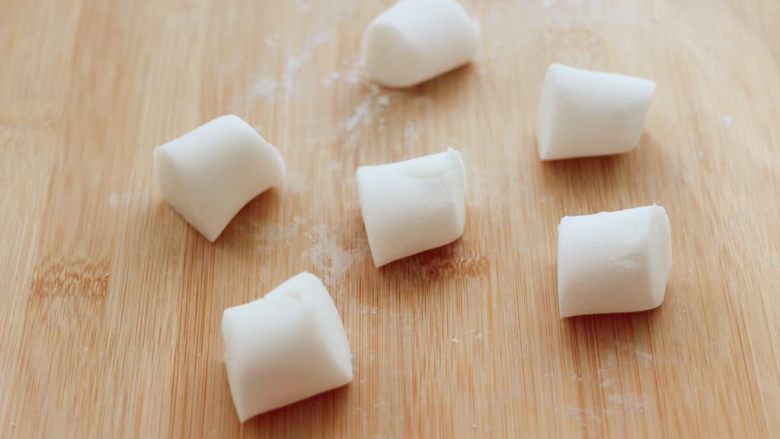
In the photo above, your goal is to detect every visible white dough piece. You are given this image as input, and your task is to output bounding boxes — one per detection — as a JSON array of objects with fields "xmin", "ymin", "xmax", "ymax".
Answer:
[
  {"xmin": 154, "ymin": 115, "xmax": 285, "ymax": 242},
  {"xmin": 222, "ymin": 272, "xmax": 353, "ymax": 422},
  {"xmin": 557, "ymin": 205, "xmax": 672, "ymax": 318},
  {"xmin": 361, "ymin": 0, "xmax": 480, "ymax": 88},
  {"xmin": 356, "ymin": 148, "xmax": 466, "ymax": 267},
  {"xmin": 538, "ymin": 63, "xmax": 656, "ymax": 160}
]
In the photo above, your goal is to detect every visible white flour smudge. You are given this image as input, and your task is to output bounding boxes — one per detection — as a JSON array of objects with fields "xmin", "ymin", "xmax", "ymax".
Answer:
[
  {"xmin": 635, "ymin": 348, "xmax": 654, "ymax": 362},
  {"xmin": 322, "ymin": 71, "xmax": 342, "ymax": 87},
  {"xmin": 233, "ymin": 30, "xmax": 328, "ymax": 111},
  {"xmin": 264, "ymin": 33, "xmax": 279, "ymax": 47},
  {"xmin": 280, "ymin": 30, "xmax": 330, "ymax": 152},
  {"xmin": 322, "ymin": 58, "xmax": 363, "ymax": 88},
  {"xmin": 720, "ymin": 114, "xmax": 733, "ymax": 127},
  {"xmin": 356, "ymin": 304, "xmax": 378, "ymax": 315},
  {"xmin": 108, "ymin": 191, "xmax": 129, "ymax": 207},
  {"xmin": 557, "ymin": 393, "xmax": 648, "ymax": 423},
  {"xmin": 109, "ymin": 192, "xmax": 119, "ymax": 207},
  {"xmin": 249, "ymin": 78, "xmax": 277, "ymax": 99},
  {"xmin": 600, "ymin": 377, "xmax": 616, "ymax": 389},
  {"xmin": 342, "ymin": 60, "xmax": 363, "ymax": 85},
  {"xmin": 473, "ymin": 17, "xmax": 482, "ymax": 35},
  {"xmin": 403, "ymin": 121, "xmax": 422, "ymax": 150},
  {"xmin": 345, "ymin": 84, "xmax": 392, "ymax": 132},
  {"xmin": 607, "ymin": 393, "xmax": 647, "ymax": 415},
  {"xmin": 282, "ymin": 30, "xmax": 330, "ymax": 95},
  {"xmin": 304, "ymin": 224, "xmax": 361, "ymax": 284},
  {"xmin": 345, "ymin": 97, "xmax": 373, "ymax": 132},
  {"xmin": 245, "ymin": 216, "xmax": 306, "ymax": 249},
  {"xmin": 297, "ymin": 0, "xmax": 312, "ymax": 13},
  {"xmin": 468, "ymin": 329, "xmax": 484, "ymax": 340},
  {"xmin": 556, "ymin": 406, "xmax": 601, "ymax": 423},
  {"xmin": 284, "ymin": 172, "xmax": 309, "ymax": 194},
  {"xmin": 325, "ymin": 160, "xmax": 343, "ymax": 172}
]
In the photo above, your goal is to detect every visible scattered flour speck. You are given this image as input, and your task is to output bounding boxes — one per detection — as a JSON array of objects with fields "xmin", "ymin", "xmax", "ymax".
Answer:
[
  {"xmin": 322, "ymin": 71, "xmax": 342, "ymax": 87},
  {"xmin": 325, "ymin": 160, "xmax": 343, "ymax": 172},
  {"xmin": 403, "ymin": 121, "xmax": 422, "ymax": 150},
  {"xmin": 468, "ymin": 329, "xmax": 484, "ymax": 340},
  {"xmin": 264, "ymin": 34, "xmax": 279, "ymax": 47},
  {"xmin": 250, "ymin": 78, "xmax": 277, "ymax": 99},
  {"xmin": 345, "ymin": 98, "xmax": 373, "ymax": 132},
  {"xmin": 556, "ymin": 406, "xmax": 601, "ymax": 423},
  {"xmin": 635, "ymin": 348, "xmax": 654, "ymax": 362},
  {"xmin": 304, "ymin": 224, "xmax": 361, "ymax": 284},
  {"xmin": 607, "ymin": 393, "xmax": 647, "ymax": 415},
  {"xmin": 297, "ymin": 0, "xmax": 311, "ymax": 13},
  {"xmin": 284, "ymin": 172, "xmax": 309, "ymax": 194},
  {"xmin": 720, "ymin": 115, "xmax": 733, "ymax": 127},
  {"xmin": 345, "ymin": 82, "xmax": 393, "ymax": 133},
  {"xmin": 246, "ymin": 216, "xmax": 306, "ymax": 249},
  {"xmin": 109, "ymin": 192, "xmax": 119, "ymax": 207},
  {"xmin": 343, "ymin": 60, "xmax": 362, "ymax": 84},
  {"xmin": 473, "ymin": 18, "xmax": 482, "ymax": 34},
  {"xmin": 357, "ymin": 304, "xmax": 379, "ymax": 315},
  {"xmin": 235, "ymin": 30, "xmax": 328, "ymax": 111},
  {"xmin": 283, "ymin": 31, "xmax": 330, "ymax": 95}
]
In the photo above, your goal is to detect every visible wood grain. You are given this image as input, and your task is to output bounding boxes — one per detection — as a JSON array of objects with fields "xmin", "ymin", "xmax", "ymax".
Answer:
[{"xmin": 1, "ymin": 0, "xmax": 779, "ymax": 437}]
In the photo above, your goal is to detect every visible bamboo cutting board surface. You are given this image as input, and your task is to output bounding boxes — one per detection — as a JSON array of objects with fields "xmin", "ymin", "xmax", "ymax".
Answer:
[{"xmin": 1, "ymin": 0, "xmax": 779, "ymax": 437}]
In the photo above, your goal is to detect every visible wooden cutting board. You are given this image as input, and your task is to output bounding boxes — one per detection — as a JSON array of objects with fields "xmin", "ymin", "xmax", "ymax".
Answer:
[{"xmin": 1, "ymin": 0, "xmax": 779, "ymax": 437}]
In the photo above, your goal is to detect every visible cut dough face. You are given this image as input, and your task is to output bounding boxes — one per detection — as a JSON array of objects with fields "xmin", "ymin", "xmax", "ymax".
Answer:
[
  {"xmin": 538, "ymin": 63, "xmax": 656, "ymax": 160},
  {"xmin": 222, "ymin": 272, "xmax": 353, "ymax": 422},
  {"xmin": 557, "ymin": 205, "xmax": 672, "ymax": 318},
  {"xmin": 356, "ymin": 148, "xmax": 466, "ymax": 267},
  {"xmin": 154, "ymin": 115, "xmax": 285, "ymax": 242},
  {"xmin": 362, "ymin": 0, "xmax": 480, "ymax": 88}
]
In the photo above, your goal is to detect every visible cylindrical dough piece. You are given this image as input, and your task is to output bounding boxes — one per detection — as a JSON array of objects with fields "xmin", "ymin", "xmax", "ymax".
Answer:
[
  {"xmin": 222, "ymin": 272, "xmax": 353, "ymax": 422},
  {"xmin": 361, "ymin": 0, "xmax": 480, "ymax": 88},
  {"xmin": 356, "ymin": 148, "xmax": 466, "ymax": 267},
  {"xmin": 154, "ymin": 115, "xmax": 285, "ymax": 242},
  {"xmin": 557, "ymin": 205, "xmax": 672, "ymax": 318},
  {"xmin": 538, "ymin": 63, "xmax": 656, "ymax": 160}
]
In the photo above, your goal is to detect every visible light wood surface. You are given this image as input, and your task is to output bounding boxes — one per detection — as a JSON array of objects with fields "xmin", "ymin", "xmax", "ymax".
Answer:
[{"xmin": 1, "ymin": 0, "xmax": 779, "ymax": 437}]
